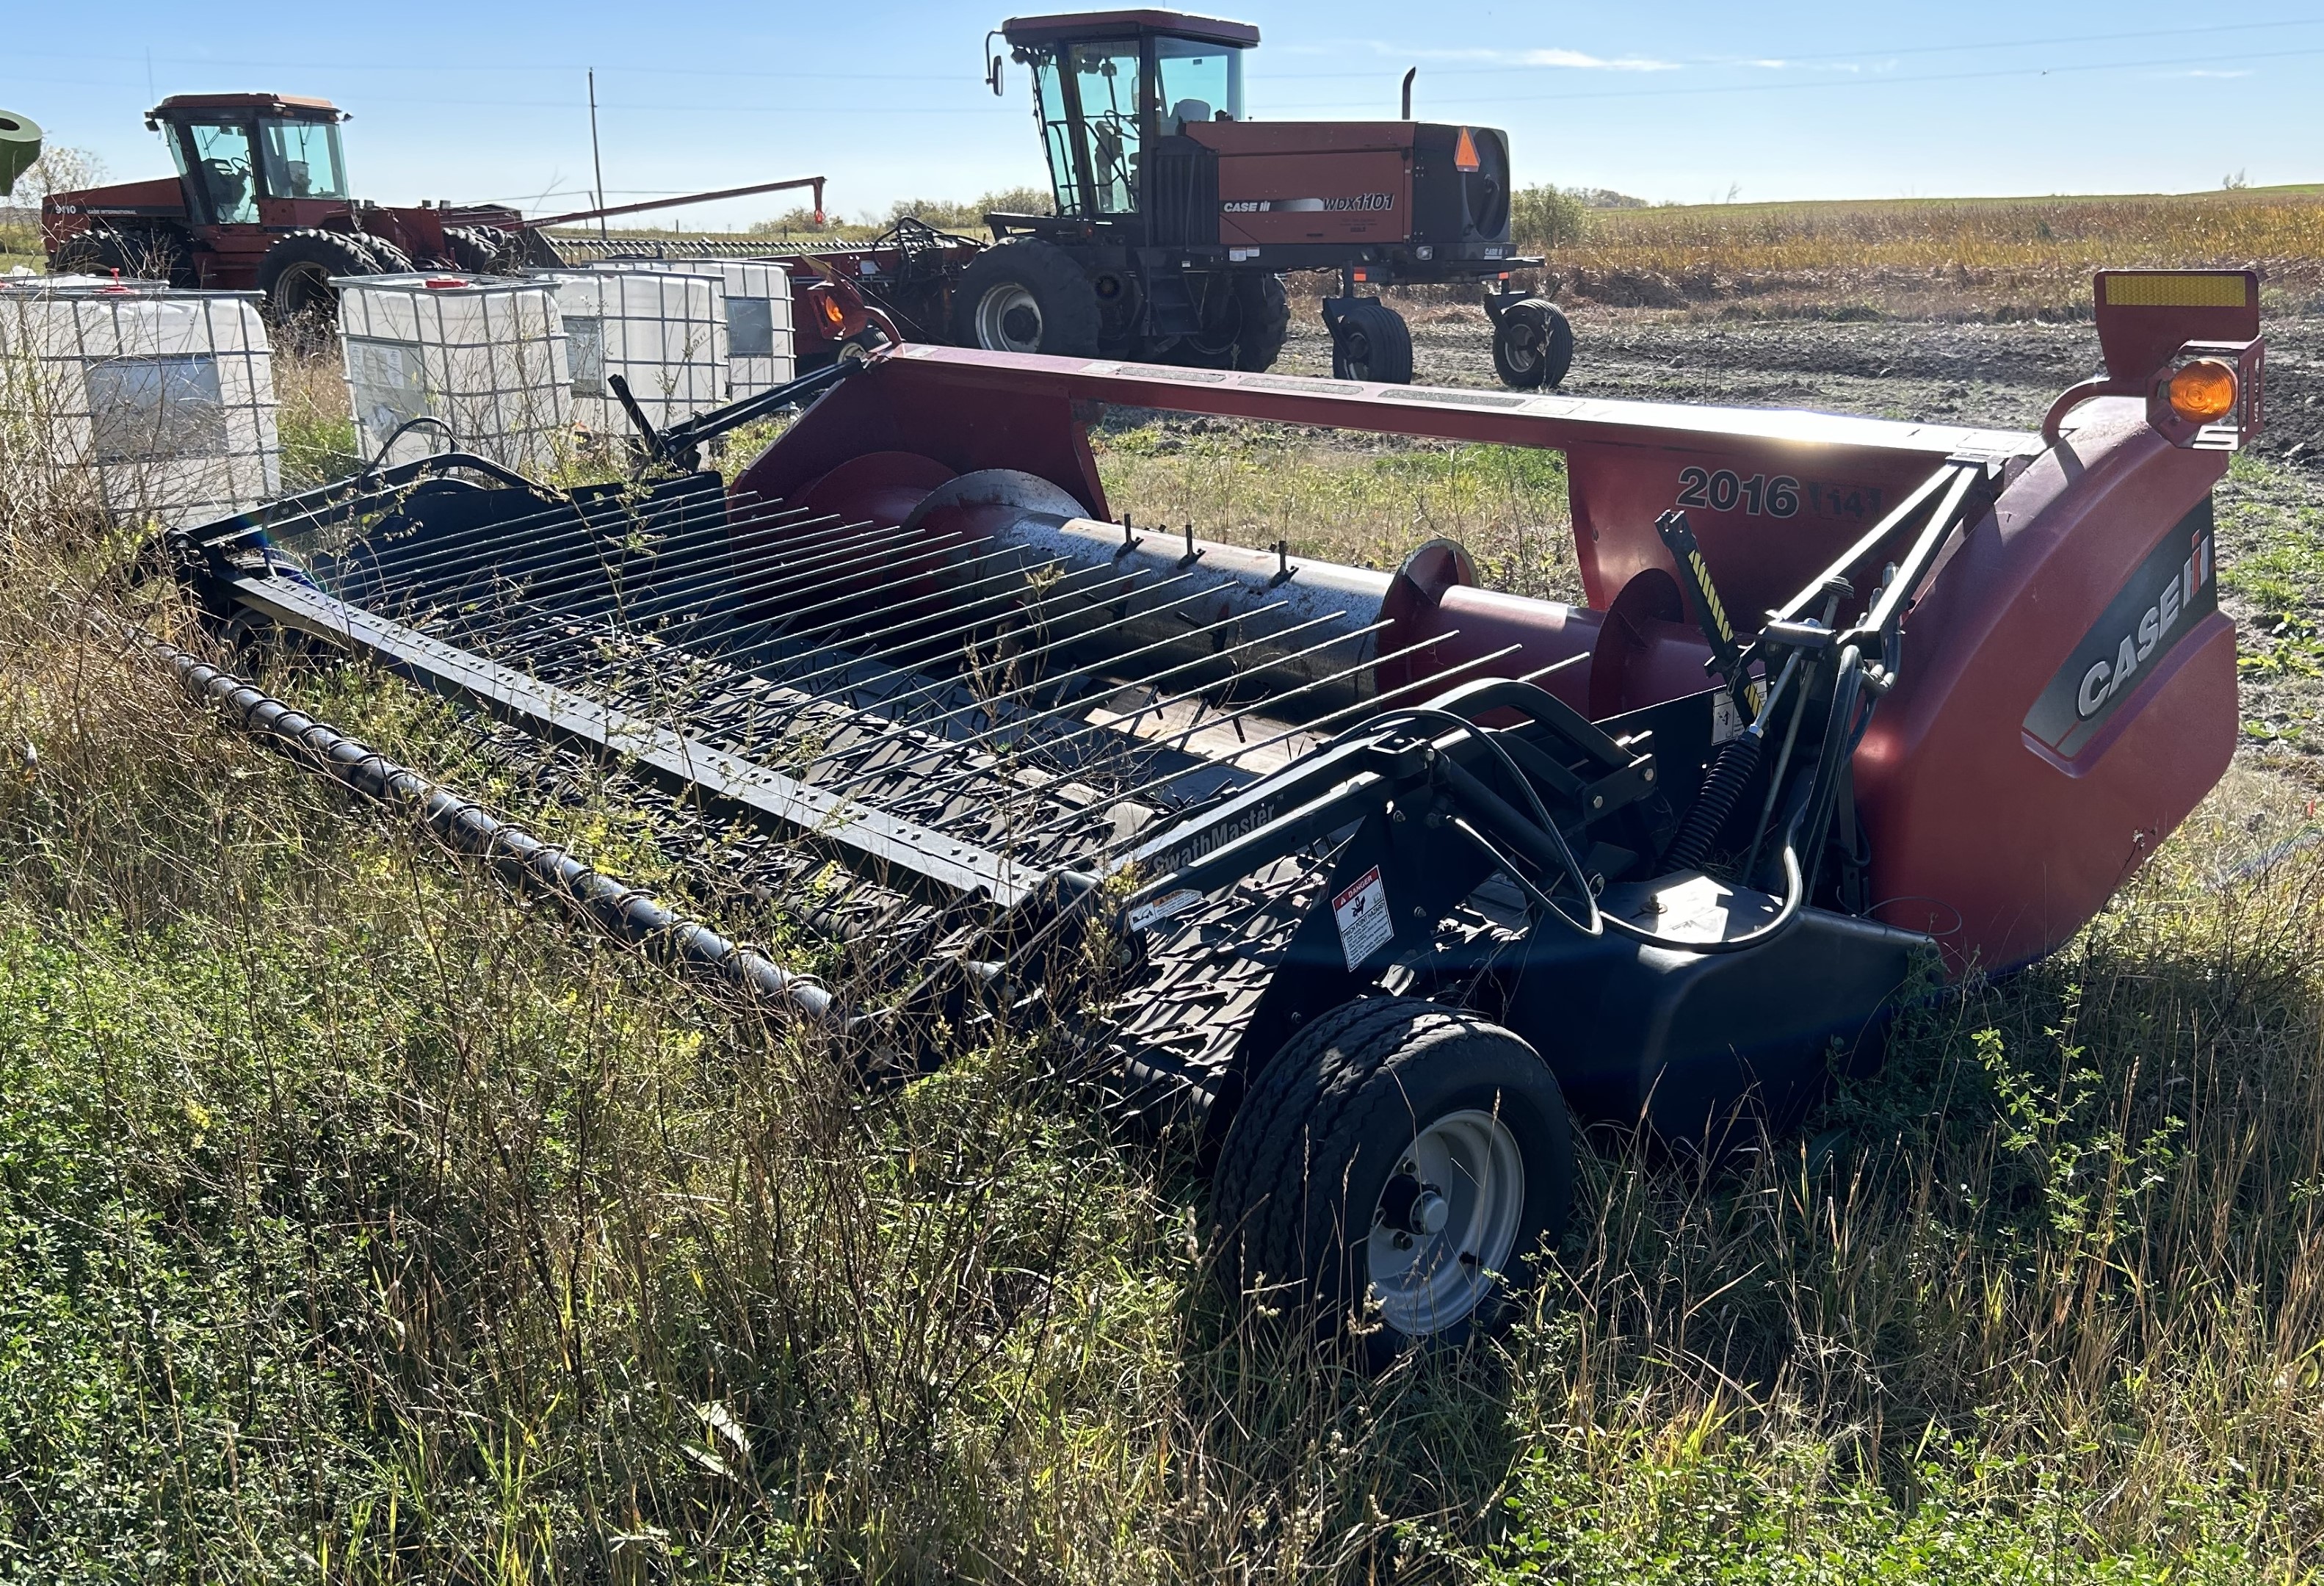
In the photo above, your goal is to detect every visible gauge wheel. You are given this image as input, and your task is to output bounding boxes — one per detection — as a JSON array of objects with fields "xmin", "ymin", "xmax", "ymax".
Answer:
[
  {"xmin": 1328, "ymin": 297, "xmax": 1414, "ymax": 385},
  {"xmin": 1491, "ymin": 297, "xmax": 1574, "ymax": 390},
  {"xmin": 949, "ymin": 237, "xmax": 1101, "ymax": 358},
  {"xmin": 1209, "ymin": 995, "xmax": 1574, "ymax": 1364}
]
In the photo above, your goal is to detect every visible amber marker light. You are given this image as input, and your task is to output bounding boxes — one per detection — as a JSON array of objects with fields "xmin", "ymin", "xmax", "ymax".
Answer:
[
  {"xmin": 2168, "ymin": 358, "xmax": 2239, "ymax": 424},
  {"xmin": 818, "ymin": 292, "xmax": 847, "ymax": 331}
]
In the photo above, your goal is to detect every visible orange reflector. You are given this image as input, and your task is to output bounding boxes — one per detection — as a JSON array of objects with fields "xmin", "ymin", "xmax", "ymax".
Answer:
[
  {"xmin": 1352, "ymin": 269, "xmax": 1368, "ymax": 283},
  {"xmin": 817, "ymin": 293, "xmax": 847, "ymax": 330},
  {"xmin": 1453, "ymin": 126, "xmax": 1481, "ymax": 172},
  {"xmin": 2168, "ymin": 358, "xmax": 2239, "ymax": 424}
]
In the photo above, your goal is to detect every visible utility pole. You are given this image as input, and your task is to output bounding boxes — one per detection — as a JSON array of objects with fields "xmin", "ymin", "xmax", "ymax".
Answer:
[{"xmin": 587, "ymin": 69, "xmax": 608, "ymax": 239}]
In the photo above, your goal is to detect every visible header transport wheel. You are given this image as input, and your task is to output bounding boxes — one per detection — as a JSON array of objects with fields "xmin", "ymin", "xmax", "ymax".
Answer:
[
  {"xmin": 1325, "ymin": 297, "xmax": 1414, "ymax": 385},
  {"xmin": 1491, "ymin": 297, "xmax": 1574, "ymax": 391},
  {"xmin": 1208, "ymin": 996, "xmax": 1574, "ymax": 1366},
  {"xmin": 951, "ymin": 236, "xmax": 1101, "ymax": 358}
]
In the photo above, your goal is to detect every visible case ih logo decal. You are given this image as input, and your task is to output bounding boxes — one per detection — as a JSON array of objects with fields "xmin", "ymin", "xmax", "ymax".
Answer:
[
  {"xmin": 2023, "ymin": 499, "xmax": 2216, "ymax": 758},
  {"xmin": 1223, "ymin": 195, "xmax": 1394, "ymax": 214}
]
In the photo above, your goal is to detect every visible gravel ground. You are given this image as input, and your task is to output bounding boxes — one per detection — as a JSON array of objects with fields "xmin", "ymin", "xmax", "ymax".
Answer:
[{"xmin": 1275, "ymin": 298, "xmax": 2324, "ymax": 468}]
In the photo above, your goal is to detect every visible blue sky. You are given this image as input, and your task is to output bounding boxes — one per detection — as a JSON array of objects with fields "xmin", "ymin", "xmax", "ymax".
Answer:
[{"xmin": 7, "ymin": 2, "xmax": 2320, "ymax": 225}]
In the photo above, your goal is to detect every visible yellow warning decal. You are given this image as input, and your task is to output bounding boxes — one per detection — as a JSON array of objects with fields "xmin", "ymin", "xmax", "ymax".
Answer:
[{"xmin": 2101, "ymin": 272, "xmax": 2253, "ymax": 308}]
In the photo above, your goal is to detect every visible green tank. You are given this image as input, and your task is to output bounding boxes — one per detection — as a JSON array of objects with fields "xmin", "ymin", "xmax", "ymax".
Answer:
[{"xmin": 0, "ymin": 109, "xmax": 43, "ymax": 197}]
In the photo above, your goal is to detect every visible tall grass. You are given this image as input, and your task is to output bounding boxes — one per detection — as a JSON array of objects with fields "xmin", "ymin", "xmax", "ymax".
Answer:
[{"xmin": 2, "ymin": 376, "xmax": 2323, "ymax": 1579}]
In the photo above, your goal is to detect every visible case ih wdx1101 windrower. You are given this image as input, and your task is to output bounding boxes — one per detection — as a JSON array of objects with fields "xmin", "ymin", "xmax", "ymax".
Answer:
[{"xmin": 166, "ymin": 269, "xmax": 2258, "ymax": 1355}]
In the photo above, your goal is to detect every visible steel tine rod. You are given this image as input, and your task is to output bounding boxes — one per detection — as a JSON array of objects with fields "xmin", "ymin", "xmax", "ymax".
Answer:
[
  {"xmin": 369, "ymin": 489, "xmax": 736, "ymax": 577},
  {"xmin": 454, "ymin": 517, "xmax": 938, "ymax": 638},
  {"xmin": 932, "ymin": 615, "xmax": 1394, "ymax": 833},
  {"xmin": 706, "ymin": 557, "xmax": 1148, "ymax": 760},
  {"xmin": 974, "ymin": 618, "xmax": 1400, "ymax": 830},
  {"xmin": 855, "ymin": 576, "xmax": 1270, "ymax": 745},
  {"xmin": 607, "ymin": 521, "xmax": 968, "ymax": 634},
  {"xmin": 251, "ymin": 463, "xmax": 763, "ymax": 576},
  {"xmin": 943, "ymin": 603, "xmax": 1350, "ymax": 766},
  {"xmin": 652, "ymin": 551, "xmax": 1093, "ymax": 761},
  {"xmin": 413, "ymin": 518, "xmax": 913, "ymax": 653},
  {"xmin": 1013, "ymin": 630, "xmax": 1491, "ymax": 848},
  {"xmin": 340, "ymin": 491, "xmax": 847, "ymax": 608},
  {"xmin": 347, "ymin": 486, "xmax": 766, "ymax": 587},
  {"xmin": 1104, "ymin": 644, "xmax": 1534, "ymax": 826},
  {"xmin": 902, "ymin": 609, "xmax": 1373, "ymax": 822},
  {"xmin": 378, "ymin": 504, "xmax": 876, "ymax": 618},
  {"xmin": 730, "ymin": 565, "xmax": 1218, "ymax": 758},
  {"xmin": 706, "ymin": 545, "xmax": 1066, "ymax": 672},
  {"xmin": 792, "ymin": 590, "xmax": 1306, "ymax": 795},
  {"xmin": 767, "ymin": 557, "xmax": 1203, "ymax": 700}
]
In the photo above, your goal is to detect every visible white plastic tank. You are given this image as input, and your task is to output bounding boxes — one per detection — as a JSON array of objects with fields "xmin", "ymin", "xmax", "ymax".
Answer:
[
  {"xmin": 335, "ymin": 272, "xmax": 570, "ymax": 472},
  {"xmin": 0, "ymin": 278, "xmax": 280, "ymax": 528},
  {"xmin": 530, "ymin": 269, "xmax": 725, "ymax": 435},
  {"xmin": 590, "ymin": 258, "xmax": 794, "ymax": 396}
]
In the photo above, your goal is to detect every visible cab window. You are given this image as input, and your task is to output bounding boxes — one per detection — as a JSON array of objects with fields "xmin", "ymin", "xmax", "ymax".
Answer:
[
  {"xmin": 183, "ymin": 121, "xmax": 258, "ymax": 225},
  {"xmin": 258, "ymin": 119, "xmax": 349, "ymax": 200},
  {"xmin": 1026, "ymin": 48, "xmax": 1084, "ymax": 217},
  {"xmin": 1156, "ymin": 37, "xmax": 1243, "ymax": 129},
  {"xmin": 1069, "ymin": 40, "xmax": 1141, "ymax": 214}
]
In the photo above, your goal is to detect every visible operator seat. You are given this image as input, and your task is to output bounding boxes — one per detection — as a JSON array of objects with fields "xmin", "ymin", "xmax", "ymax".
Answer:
[{"xmin": 1168, "ymin": 98, "xmax": 1212, "ymax": 134}]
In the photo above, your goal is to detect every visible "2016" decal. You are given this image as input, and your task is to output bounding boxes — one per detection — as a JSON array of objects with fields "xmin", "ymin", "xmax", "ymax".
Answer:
[
  {"xmin": 1676, "ymin": 467, "xmax": 1800, "ymax": 517},
  {"xmin": 1674, "ymin": 469, "xmax": 1890, "ymax": 521}
]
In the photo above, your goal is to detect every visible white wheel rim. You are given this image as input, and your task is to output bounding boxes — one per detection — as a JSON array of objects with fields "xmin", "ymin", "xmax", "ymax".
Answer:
[
  {"xmin": 1366, "ymin": 1107, "xmax": 1526, "ymax": 1336},
  {"xmin": 975, "ymin": 283, "xmax": 1044, "ymax": 352}
]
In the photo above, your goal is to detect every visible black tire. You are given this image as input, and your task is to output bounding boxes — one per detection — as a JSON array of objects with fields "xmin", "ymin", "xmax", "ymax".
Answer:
[
  {"xmin": 439, "ymin": 225, "xmax": 507, "ymax": 273},
  {"xmin": 1328, "ymin": 298, "xmax": 1413, "ymax": 385},
  {"xmin": 50, "ymin": 223, "xmax": 194, "ymax": 286},
  {"xmin": 949, "ymin": 238, "xmax": 1101, "ymax": 358},
  {"xmin": 355, "ymin": 234, "xmax": 416, "ymax": 275},
  {"xmin": 1491, "ymin": 298, "xmax": 1574, "ymax": 391},
  {"xmin": 1209, "ymin": 996, "xmax": 1574, "ymax": 1363},
  {"xmin": 1232, "ymin": 273, "xmax": 1291, "ymax": 372},
  {"xmin": 256, "ymin": 228, "xmax": 380, "ymax": 323}
]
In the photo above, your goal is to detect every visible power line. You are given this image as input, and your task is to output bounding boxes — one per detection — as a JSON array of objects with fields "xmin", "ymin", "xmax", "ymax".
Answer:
[{"xmin": 1262, "ymin": 41, "xmax": 2324, "ymax": 109}]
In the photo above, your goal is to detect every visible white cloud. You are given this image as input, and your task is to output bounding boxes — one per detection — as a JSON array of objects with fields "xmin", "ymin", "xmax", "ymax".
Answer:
[
  {"xmin": 1364, "ymin": 40, "xmax": 1680, "ymax": 71},
  {"xmin": 2183, "ymin": 68, "xmax": 2254, "ymax": 78}
]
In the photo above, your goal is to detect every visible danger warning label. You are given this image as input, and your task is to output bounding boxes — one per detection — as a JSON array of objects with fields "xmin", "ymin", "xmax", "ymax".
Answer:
[{"xmin": 1333, "ymin": 866, "xmax": 1394, "ymax": 970}]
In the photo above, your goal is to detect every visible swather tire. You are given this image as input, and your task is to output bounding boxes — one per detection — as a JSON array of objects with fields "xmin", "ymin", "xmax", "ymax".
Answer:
[
  {"xmin": 51, "ymin": 222, "xmax": 195, "ymax": 286},
  {"xmin": 440, "ymin": 225, "xmax": 506, "ymax": 273},
  {"xmin": 1209, "ymin": 995, "xmax": 1573, "ymax": 1364},
  {"xmin": 356, "ymin": 234, "xmax": 416, "ymax": 275},
  {"xmin": 1232, "ymin": 273, "xmax": 1291, "ymax": 372},
  {"xmin": 1491, "ymin": 297, "xmax": 1574, "ymax": 390},
  {"xmin": 256, "ymin": 229, "xmax": 380, "ymax": 331},
  {"xmin": 950, "ymin": 237, "xmax": 1101, "ymax": 358},
  {"xmin": 1328, "ymin": 298, "xmax": 1413, "ymax": 384}
]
